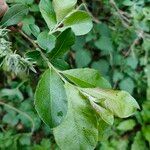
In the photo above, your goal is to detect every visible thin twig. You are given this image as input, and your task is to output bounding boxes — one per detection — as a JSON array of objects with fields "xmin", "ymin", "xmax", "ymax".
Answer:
[
  {"xmin": 125, "ymin": 31, "xmax": 143, "ymax": 57},
  {"xmin": 18, "ymin": 30, "xmax": 51, "ymax": 68},
  {"xmin": 18, "ymin": 30, "xmax": 38, "ymax": 48},
  {"xmin": 109, "ymin": 0, "xmax": 130, "ymax": 28},
  {"xmin": 109, "ymin": 0, "xmax": 150, "ymax": 56},
  {"xmin": 82, "ymin": 0, "xmax": 100, "ymax": 24},
  {"xmin": 19, "ymin": 30, "xmax": 68, "ymax": 83}
]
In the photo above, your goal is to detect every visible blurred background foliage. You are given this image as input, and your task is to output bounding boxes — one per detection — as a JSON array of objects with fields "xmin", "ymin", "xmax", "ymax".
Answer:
[{"xmin": 0, "ymin": 0, "xmax": 150, "ymax": 149}]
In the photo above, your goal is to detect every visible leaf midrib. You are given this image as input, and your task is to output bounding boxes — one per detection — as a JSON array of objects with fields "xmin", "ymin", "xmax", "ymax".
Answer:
[
  {"xmin": 49, "ymin": 69, "xmax": 53, "ymax": 126},
  {"xmin": 69, "ymin": 90, "xmax": 94, "ymax": 149},
  {"xmin": 65, "ymin": 74, "xmax": 95, "ymax": 87}
]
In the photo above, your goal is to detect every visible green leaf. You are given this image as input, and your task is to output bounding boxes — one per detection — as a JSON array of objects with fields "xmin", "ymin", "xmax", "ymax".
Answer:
[
  {"xmin": 14, "ymin": 0, "xmax": 34, "ymax": 5},
  {"xmin": 97, "ymin": 23, "xmax": 111, "ymax": 37},
  {"xmin": 141, "ymin": 101, "xmax": 150, "ymax": 122},
  {"xmin": 32, "ymin": 139, "xmax": 52, "ymax": 150},
  {"xmin": 81, "ymin": 88, "xmax": 140, "ymax": 118},
  {"xmin": 117, "ymin": 119, "xmax": 136, "ymax": 131},
  {"xmin": 53, "ymin": 83, "xmax": 98, "ymax": 150},
  {"xmin": 119, "ymin": 77, "xmax": 135, "ymax": 94},
  {"xmin": 2, "ymin": 111, "xmax": 19, "ymax": 126},
  {"xmin": 126, "ymin": 56, "xmax": 138, "ymax": 69},
  {"xmin": 34, "ymin": 69, "xmax": 67, "ymax": 128},
  {"xmin": 37, "ymin": 31, "xmax": 56, "ymax": 53},
  {"xmin": 142, "ymin": 125, "xmax": 150, "ymax": 142},
  {"xmin": 0, "ymin": 88, "xmax": 24, "ymax": 101},
  {"xmin": 145, "ymin": 65, "xmax": 150, "ymax": 87},
  {"xmin": 1, "ymin": 4, "xmax": 29, "ymax": 27},
  {"xmin": 110, "ymin": 139, "xmax": 129, "ymax": 150},
  {"xmin": 22, "ymin": 15, "xmax": 35, "ymax": 35},
  {"xmin": 51, "ymin": 58, "xmax": 69, "ymax": 70},
  {"xmin": 145, "ymin": 64, "xmax": 150, "ymax": 100},
  {"xmin": 75, "ymin": 49, "xmax": 91, "ymax": 67},
  {"xmin": 81, "ymin": 91, "xmax": 114, "ymax": 125},
  {"xmin": 142, "ymin": 38, "xmax": 150, "ymax": 51},
  {"xmin": 62, "ymin": 68, "xmax": 111, "ymax": 88},
  {"xmin": 25, "ymin": 50, "xmax": 47, "ymax": 67},
  {"xmin": 89, "ymin": 100, "xmax": 114, "ymax": 125},
  {"xmin": 91, "ymin": 60, "xmax": 110, "ymax": 75},
  {"xmin": 95, "ymin": 36, "xmax": 114, "ymax": 52},
  {"xmin": 98, "ymin": 120, "xmax": 112, "ymax": 141},
  {"xmin": 39, "ymin": 0, "xmax": 57, "ymax": 30},
  {"xmin": 123, "ymin": 0, "xmax": 134, "ymax": 6},
  {"xmin": 72, "ymin": 36, "xmax": 85, "ymax": 51},
  {"xmin": 63, "ymin": 10, "xmax": 93, "ymax": 35},
  {"xmin": 53, "ymin": 0, "xmax": 77, "ymax": 22},
  {"xmin": 19, "ymin": 135, "xmax": 31, "ymax": 146},
  {"xmin": 30, "ymin": 4, "xmax": 39, "ymax": 12},
  {"xmin": 29, "ymin": 24, "xmax": 40, "ymax": 38},
  {"xmin": 113, "ymin": 70, "xmax": 124, "ymax": 82},
  {"xmin": 49, "ymin": 28, "xmax": 75, "ymax": 59},
  {"xmin": 131, "ymin": 132, "xmax": 147, "ymax": 150},
  {"xmin": 95, "ymin": 23, "xmax": 113, "ymax": 52}
]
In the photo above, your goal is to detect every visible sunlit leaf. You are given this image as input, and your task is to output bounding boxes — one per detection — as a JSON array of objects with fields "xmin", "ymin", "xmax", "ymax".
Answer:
[
  {"xmin": 53, "ymin": 83, "xmax": 98, "ymax": 150},
  {"xmin": 35, "ymin": 68, "xmax": 67, "ymax": 128},
  {"xmin": 81, "ymin": 88, "xmax": 140, "ymax": 118},
  {"xmin": 39, "ymin": 0, "xmax": 56, "ymax": 30},
  {"xmin": 37, "ymin": 31, "xmax": 56, "ymax": 53},
  {"xmin": 49, "ymin": 28, "xmax": 75, "ymax": 59},
  {"xmin": 62, "ymin": 68, "xmax": 111, "ymax": 88},
  {"xmin": 53, "ymin": 0, "xmax": 77, "ymax": 22},
  {"xmin": 63, "ymin": 10, "xmax": 93, "ymax": 35}
]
